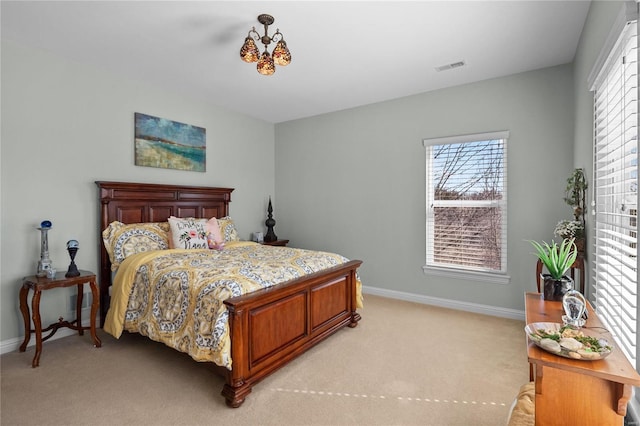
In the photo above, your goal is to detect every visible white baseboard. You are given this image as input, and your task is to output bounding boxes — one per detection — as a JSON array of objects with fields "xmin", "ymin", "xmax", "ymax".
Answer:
[
  {"xmin": 361, "ymin": 285, "xmax": 526, "ymax": 321},
  {"xmin": 1, "ymin": 308, "xmax": 96, "ymax": 355},
  {"xmin": 2, "ymin": 289, "xmax": 524, "ymax": 354},
  {"xmin": 1, "ymin": 328, "xmax": 79, "ymax": 355}
]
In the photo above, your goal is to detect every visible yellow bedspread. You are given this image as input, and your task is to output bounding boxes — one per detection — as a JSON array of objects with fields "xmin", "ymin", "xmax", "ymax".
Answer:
[{"xmin": 104, "ymin": 241, "xmax": 362, "ymax": 369}]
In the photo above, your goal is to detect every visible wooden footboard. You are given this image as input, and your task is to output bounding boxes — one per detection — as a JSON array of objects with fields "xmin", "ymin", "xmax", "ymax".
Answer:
[{"xmin": 221, "ymin": 259, "xmax": 362, "ymax": 407}]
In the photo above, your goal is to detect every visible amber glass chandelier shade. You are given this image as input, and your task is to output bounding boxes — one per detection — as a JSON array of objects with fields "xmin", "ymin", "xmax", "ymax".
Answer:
[
  {"xmin": 273, "ymin": 40, "xmax": 291, "ymax": 66},
  {"xmin": 240, "ymin": 37, "xmax": 260, "ymax": 63},
  {"xmin": 257, "ymin": 51, "xmax": 275, "ymax": 75}
]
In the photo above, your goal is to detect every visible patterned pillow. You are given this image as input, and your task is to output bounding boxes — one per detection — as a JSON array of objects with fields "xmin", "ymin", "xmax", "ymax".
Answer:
[
  {"xmin": 167, "ymin": 217, "xmax": 219, "ymax": 250},
  {"xmin": 217, "ymin": 216, "xmax": 240, "ymax": 242},
  {"xmin": 102, "ymin": 221, "xmax": 170, "ymax": 271}
]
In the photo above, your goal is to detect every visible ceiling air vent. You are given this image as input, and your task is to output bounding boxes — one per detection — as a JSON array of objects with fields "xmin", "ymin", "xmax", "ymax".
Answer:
[{"xmin": 435, "ymin": 60, "xmax": 466, "ymax": 72}]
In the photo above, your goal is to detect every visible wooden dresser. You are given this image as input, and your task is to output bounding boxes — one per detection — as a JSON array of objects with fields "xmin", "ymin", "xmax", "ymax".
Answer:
[{"xmin": 525, "ymin": 292, "xmax": 640, "ymax": 425}]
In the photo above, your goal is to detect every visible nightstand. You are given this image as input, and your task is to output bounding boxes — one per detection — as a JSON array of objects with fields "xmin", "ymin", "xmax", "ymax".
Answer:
[
  {"xmin": 19, "ymin": 270, "xmax": 102, "ymax": 367},
  {"xmin": 262, "ymin": 239, "xmax": 289, "ymax": 247}
]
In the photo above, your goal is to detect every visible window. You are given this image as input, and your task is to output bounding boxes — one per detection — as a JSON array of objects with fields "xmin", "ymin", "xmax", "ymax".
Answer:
[
  {"xmin": 591, "ymin": 17, "xmax": 638, "ymax": 366},
  {"xmin": 423, "ymin": 131, "xmax": 509, "ymax": 283}
]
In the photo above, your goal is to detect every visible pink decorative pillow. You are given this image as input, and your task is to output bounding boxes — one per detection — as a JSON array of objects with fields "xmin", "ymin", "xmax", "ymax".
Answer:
[{"xmin": 206, "ymin": 217, "xmax": 225, "ymax": 250}]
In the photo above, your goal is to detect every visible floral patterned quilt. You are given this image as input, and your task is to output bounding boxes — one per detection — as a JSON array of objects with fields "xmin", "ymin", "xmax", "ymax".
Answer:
[{"xmin": 104, "ymin": 241, "xmax": 362, "ymax": 369}]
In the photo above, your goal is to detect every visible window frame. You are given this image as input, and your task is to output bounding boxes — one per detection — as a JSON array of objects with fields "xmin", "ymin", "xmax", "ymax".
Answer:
[{"xmin": 422, "ymin": 131, "xmax": 510, "ymax": 285}]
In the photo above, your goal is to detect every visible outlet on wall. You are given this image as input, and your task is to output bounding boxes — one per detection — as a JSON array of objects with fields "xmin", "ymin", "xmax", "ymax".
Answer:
[{"xmin": 69, "ymin": 292, "xmax": 92, "ymax": 311}]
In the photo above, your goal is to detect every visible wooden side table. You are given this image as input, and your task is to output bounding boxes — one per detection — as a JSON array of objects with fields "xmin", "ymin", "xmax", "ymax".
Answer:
[
  {"xmin": 19, "ymin": 270, "xmax": 102, "ymax": 367},
  {"xmin": 525, "ymin": 292, "xmax": 640, "ymax": 424},
  {"xmin": 262, "ymin": 239, "xmax": 289, "ymax": 247}
]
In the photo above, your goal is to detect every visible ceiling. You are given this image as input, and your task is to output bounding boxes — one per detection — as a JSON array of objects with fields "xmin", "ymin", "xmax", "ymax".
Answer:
[{"xmin": 1, "ymin": 1, "xmax": 591, "ymax": 123}]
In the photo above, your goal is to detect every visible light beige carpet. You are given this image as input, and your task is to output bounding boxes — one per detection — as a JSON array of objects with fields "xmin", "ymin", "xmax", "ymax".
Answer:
[{"xmin": 1, "ymin": 295, "xmax": 529, "ymax": 425}]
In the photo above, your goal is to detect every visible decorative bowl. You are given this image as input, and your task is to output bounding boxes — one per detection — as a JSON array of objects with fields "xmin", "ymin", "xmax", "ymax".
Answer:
[{"xmin": 525, "ymin": 322, "xmax": 612, "ymax": 361}]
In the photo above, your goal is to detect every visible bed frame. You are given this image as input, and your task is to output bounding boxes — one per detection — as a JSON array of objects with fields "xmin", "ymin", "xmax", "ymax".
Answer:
[{"xmin": 96, "ymin": 181, "xmax": 362, "ymax": 407}]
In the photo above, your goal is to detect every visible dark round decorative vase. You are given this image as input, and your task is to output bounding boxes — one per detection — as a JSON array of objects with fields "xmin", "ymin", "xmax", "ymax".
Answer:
[{"xmin": 542, "ymin": 275, "xmax": 574, "ymax": 301}]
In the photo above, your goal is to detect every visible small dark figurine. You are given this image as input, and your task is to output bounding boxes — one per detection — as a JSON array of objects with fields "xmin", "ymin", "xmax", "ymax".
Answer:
[
  {"xmin": 264, "ymin": 197, "xmax": 278, "ymax": 242},
  {"xmin": 65, "ymin": 239, "xmax": 80, "ymax": 277}
]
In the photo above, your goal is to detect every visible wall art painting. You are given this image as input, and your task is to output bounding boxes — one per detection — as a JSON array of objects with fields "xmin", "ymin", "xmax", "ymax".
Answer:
[{"xmin": 134, "ymin": 112, "xmax": 206, "ymax": 172}]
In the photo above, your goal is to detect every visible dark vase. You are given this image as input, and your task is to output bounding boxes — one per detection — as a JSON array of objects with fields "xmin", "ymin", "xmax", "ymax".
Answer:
[{"xmin": 542, "ymin": 274, "xmax": 574, "ymax": 301}]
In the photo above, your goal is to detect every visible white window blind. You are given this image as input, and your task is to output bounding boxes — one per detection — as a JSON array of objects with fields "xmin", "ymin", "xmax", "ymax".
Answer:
[
  {"xmin": 592, "ymin": 19, "xmax": 638, "ymax": 366},
  {"xmin": 424, "ymin": 132, "xmax": 508, "ymax": 278}
]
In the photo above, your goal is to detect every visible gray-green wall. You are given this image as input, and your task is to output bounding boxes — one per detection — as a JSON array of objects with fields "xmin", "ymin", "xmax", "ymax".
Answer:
[
  {"xmin": 0, "ymin": 39, "xmax": 275, "ymax": 344},
  {"xmin": 274, "ymin": 64, "xmax": 574, "ymax": 314}
]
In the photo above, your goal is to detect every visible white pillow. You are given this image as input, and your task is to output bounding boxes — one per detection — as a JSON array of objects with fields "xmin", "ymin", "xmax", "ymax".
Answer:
[{"xmin": 167, "ymin": 217, "xmax": 219, "ymax": 250}]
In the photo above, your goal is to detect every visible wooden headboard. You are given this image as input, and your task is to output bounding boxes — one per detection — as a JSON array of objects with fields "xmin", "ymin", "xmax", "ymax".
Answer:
[{"xmin": 95, "ymin": 181, "xmax": 234, "ymax": 326}]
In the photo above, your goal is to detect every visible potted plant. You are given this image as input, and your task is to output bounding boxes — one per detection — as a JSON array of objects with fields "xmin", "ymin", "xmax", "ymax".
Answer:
[
  {"xmin": 554, "ymin": 220, "xmax": 585, "ymax": 254},
  {"xmin": 530, "ymin": 238, "xmax": 578, "ymax": 301},
  {"xmin": 559, "ymin": 168, "xmax": 588, "ymax": 256},
  {"xmin": 563, "ymin": 168, "xmax": 588, "ymax": 223}
]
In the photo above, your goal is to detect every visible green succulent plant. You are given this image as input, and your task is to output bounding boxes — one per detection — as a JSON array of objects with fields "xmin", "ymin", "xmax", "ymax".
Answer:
[{"xmin": 530, "ymin": 238, "xmax": 578, "ymax": 280}]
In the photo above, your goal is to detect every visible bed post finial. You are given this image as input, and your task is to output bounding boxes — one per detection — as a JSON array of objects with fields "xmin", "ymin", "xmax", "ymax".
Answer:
[{"xmin": 264, "ymin": 197, "xmax": 278, "ymax": 242}]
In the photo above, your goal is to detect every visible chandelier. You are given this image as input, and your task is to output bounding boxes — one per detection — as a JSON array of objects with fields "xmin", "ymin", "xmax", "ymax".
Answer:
[{"xmin": 240, "ymin": 14, "xmax": 291, "ymax": 76}]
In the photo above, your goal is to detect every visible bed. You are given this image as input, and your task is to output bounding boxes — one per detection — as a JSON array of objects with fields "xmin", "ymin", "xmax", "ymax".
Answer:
[{"xmin": 96, "ymin": 181, "xmax": 363, "ymax": 407}]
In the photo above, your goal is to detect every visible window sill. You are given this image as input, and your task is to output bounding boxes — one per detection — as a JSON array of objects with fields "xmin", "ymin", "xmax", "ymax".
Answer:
[{"xmin": 422, "ymin": 265, "xmax": 511, "ymax": 285}]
